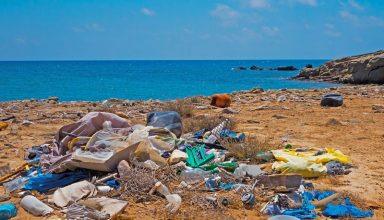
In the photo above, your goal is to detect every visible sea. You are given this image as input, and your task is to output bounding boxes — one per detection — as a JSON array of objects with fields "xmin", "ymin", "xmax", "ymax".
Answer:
[{"xmin": 0, "ymin": 60, "xmax": 337, "ymax": 102}]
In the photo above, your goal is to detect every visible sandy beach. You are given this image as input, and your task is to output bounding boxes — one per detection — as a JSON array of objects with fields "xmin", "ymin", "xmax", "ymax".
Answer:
[{"xmin": 1, "ymin": 84, "xmax": 383, "ymax": 219}]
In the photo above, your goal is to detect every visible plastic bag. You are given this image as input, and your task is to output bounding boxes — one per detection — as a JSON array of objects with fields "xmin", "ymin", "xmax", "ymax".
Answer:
[
  {"xmin": 147, "ymin": 111, "xmax": 182, "ymax": 138},
  {"xmin": 272, "ymin": 148, "xmax": 349, "ymax": 178}
]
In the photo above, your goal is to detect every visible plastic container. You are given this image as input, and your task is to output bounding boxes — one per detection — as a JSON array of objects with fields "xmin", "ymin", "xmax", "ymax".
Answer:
[
  {"xmin": 20, "ymin": 195, "xmax": 53, "ymax": 216},
  {"xmin": 180, "ymin": 168, "xmax": 212, "ymax": 185},
  {"xmin": 0, "ymin": 203, "xmax": 17, "ymax": 220}
]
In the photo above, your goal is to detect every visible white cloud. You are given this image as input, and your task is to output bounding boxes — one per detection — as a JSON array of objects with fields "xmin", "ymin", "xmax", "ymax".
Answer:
[
  {"xmin": 211, "ymin": 4, "xmax": 239, "ymax": 19},
  {"xmin": 15, "ymin": 37, "xmax": 26, "ymax": 45},
  {"xmin": 339, "ymin": 10, "xmax": 359, "ymax": 24},
  {"xmin": 324, "ymin": 23, "xmax": 341, "ymax": 37},
  {"xmin": 141, "ymin": 8, "xmax": 155, "ymax": 16},
  {"xmin": 262, "ymin": 26, "xmax": 279, "ymax": 36},
  {"xmin": 288, "ymin": 0, "xmax": 317, "ymax": 6},
  {"xmin": 367, "ymin": 16, "xmax": 384, "ymax": 27},
  {"xmin": 210, "ymin": 4, "xmax": 240, "ymax": 26},
  {"xmin": 339, "ymin": 10, "xmax": 384, "ymax": 27},
  {"xmin": 324, "ymin": 23, "xmax": 335, "ymax": 29},
  {"xmin": 348, "ymin": 0, "xmax": 364, "ymax": 10},
  {"xmin": 73, "ymin": 23, "xmax": 104, "ymax": 32},
  {"xmin": 248, "ymin": 0, "xmax": 270, "ymax": 8},
  {"xmin": 85, "ymin": 23, "xmax": 104, "ymax": 32}
]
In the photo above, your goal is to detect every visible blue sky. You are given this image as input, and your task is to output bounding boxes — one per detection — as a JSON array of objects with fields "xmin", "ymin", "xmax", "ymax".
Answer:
[{"xmin": 0, "ymin": 0, "xmax": 383, "ymax": 60}]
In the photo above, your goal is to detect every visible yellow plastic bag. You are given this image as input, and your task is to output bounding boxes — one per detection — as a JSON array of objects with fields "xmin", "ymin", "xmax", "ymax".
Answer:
[
  {"xmin": 272, "ymin": 148, "xmax": 349, "ymax": 178},
  {"xmin": 272, "ymin": 160, "xmax": 327, "ymax": 178}
]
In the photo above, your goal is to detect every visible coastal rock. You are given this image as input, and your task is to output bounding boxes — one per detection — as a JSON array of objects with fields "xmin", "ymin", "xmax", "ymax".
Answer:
[
  {"xmin": 276, "ymin": 66, "xmax": 298, "ymax": 71},
  {"xmin": 250, "ymin": 65, "xmax": 261, "ymax": 70},
  {"xmin": 293, "ymin": 50, "xmax": 384, "ymax": 84}
]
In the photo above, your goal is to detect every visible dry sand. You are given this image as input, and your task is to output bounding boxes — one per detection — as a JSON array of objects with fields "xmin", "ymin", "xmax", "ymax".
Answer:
[{"xmin": 0, "ymin": 85, "xmax": 383, "ymax": 219}]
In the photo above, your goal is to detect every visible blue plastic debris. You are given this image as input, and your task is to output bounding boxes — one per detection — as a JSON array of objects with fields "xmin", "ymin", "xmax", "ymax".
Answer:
[
  {"xmin": 220, "ymin": 129, "xmax": 245, "ymax": 142},
  {"xmin": 0, "ymin": 203, "xmax": 17, "ymax": 220},
  {"xmin": 323, "ymin": 198, "xmax": 374, "ymax": 218},
  {"xmin": 283, "ymin": 191, "xmax": 373, "ymax": 219},
  {"xmin": 24, "ymin": 169, "xmax": 89, "ymax": 193},
  {"xmin": 105, "ymin": 179, "xmax": 120, "ymax": 189}
]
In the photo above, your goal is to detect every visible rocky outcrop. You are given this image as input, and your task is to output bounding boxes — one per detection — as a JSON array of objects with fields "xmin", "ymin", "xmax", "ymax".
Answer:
[
  {"xmin": 293, "ymin": 50, "xmax": 384, "ymax": 84},
  {"xmin": 248, "ymin": 65, "xmax": 298, "ymax": 71}
]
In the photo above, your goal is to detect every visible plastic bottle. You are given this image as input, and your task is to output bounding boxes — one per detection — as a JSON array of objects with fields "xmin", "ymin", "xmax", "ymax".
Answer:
[
  {"xmin": 180, "ymin": 168, "xmax": 213, "ymax": 185},
  {"xmin": 3, "ymin": 177, "xmax": 29, "ymax": 193},
  {"xmin": 204, "ymin": 119, "xmax": 230, "ymax": 144},
  {"xmin": 0, "ymin": 203, "xmax": 17, "ymax": 219},
  {"xmin": 20, "ymin": 195, "xmax": 53, "ymax": 216}
]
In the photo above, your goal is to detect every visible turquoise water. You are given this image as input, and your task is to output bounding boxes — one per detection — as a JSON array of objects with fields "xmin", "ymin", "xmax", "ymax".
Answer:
[{"xmin": 0, "ymin": 60, "xmax": 336, "ymax": 101}]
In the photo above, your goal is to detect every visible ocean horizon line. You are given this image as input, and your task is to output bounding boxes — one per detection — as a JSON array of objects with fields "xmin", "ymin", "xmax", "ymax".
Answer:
[{"xmin": 0, "ymin": 58, "xmax": 330, "ymax": 62}]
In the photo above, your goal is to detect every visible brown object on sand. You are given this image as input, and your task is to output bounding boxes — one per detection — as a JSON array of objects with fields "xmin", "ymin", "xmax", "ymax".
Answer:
[
  {"xmin": 210, "ymin": 94, "xmax": 231, "ymax": 108},
  {"xmin": 311, "ymin": 193, "xmax": 342, "ymax": 209},
  {"xmin": 0, "ymin": 121, "xmax": 9, "ymax": 131}
]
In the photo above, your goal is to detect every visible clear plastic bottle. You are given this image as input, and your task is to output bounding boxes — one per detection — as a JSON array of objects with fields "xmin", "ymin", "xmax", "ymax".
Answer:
[
  {"xmin": 3, "ymin": 176, "xmax": 29, "ymax": 193},
  {"xmin": 180, "ymin": 168, "xmax": 212, "ymax": 184}
]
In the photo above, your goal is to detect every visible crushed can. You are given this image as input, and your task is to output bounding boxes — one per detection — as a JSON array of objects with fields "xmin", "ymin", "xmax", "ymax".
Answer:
[{"xmin": 241, "ymin": 192, "xmax": 256, "ymax": 209}]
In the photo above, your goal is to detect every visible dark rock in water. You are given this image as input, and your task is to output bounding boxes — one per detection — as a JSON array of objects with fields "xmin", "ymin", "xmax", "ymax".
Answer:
[
  {"xmin": 233, "ymin": 66, "xmax": 247, "ymax": 71},
  {"xmin": 321, "ymin": 94, "xmax": 343, "ymax": 107},
  {"xmin": 250, "ymin": 65, "xmax": 261, "ymax": 70},
  {"xmin": 305, "ymin": 64, "xmax": 313, "ymax": 68},
  {"xmin": 293, "ymin": 50, "xmax": 384, "ymax": 84},
  {"xmin": 275, "ymin": 66, "xmax": 298, "ymax": 71},
  {"xmin": 248, "ymin": 66, "xmax": 298, "ymax": 71}
]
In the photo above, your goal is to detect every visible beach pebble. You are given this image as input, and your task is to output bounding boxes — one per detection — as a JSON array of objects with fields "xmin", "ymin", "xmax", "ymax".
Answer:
[
  {"xmin": 277, "ymin": 95, "xmax": 287, "ymax": 102},
  {"xmin": 222, "ymin": 108, "xmax": 239, "ymax": 114},
  {"xmin": 372, "ymin": 104, "xmax": 384, "ymax": 113},
  {"xmin": 22, "ymin": 120, "xmax": 33, "ymax": 126}
]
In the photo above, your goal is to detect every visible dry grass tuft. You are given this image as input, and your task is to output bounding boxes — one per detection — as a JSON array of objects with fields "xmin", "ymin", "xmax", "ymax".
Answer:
[
  {"xmin": 339, "ymin": 190, "xmax": 369, "ymax": 209},
  {"xmin": 183, "ymin": 114, "xmax": 235, "ymax": 133},
  {"xmin": 162, "ymin": 99, "xmax": 194, "ymax": 118},
  {"xmin": 186, "ymin": 96, "xmax": 203, "ymax": 104},
  {"xmin": 225, "ymin": 135, "xmax": 275, "ymax": 162}
]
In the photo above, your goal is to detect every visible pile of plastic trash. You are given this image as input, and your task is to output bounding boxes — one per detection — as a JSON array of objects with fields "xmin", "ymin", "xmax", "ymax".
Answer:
[{"xmin": 0, "ymin": 111, "xmax": 375, "ymax": 219}]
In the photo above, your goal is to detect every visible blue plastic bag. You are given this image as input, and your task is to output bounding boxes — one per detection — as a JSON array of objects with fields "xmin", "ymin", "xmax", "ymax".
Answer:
[
  {"xmin": 323, "ymin": 198, "xmax": 374, "ymax": 218},
  {"xmin": 24, "ymin": 169, "xmax": 89, "ymax": 193}
]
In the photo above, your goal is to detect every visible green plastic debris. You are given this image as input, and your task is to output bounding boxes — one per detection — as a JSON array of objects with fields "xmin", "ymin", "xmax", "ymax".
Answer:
[
  {"xmin": 186, "ymin": 146, "xmax": 215, "ymax": 168},
  {"xmin": 201, "ymin": 162, "xmax": 239, "ymax": 172}
]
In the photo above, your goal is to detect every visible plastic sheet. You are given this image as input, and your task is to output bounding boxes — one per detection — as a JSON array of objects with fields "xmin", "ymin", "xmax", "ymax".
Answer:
[
  {"xmin": 323, "ymin": 198, "xmax": 374, "ymax": 218},
  {"xmin": 147, "ymin": 111, "xmax": 182, "ymax": 138},
  {"xmin": 23, "ymin": 169, "xmax": 89, "ymax": 193},
  {"xmin": 272, "ymin": 148, "xmax": 349, "ymax": 177}
]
